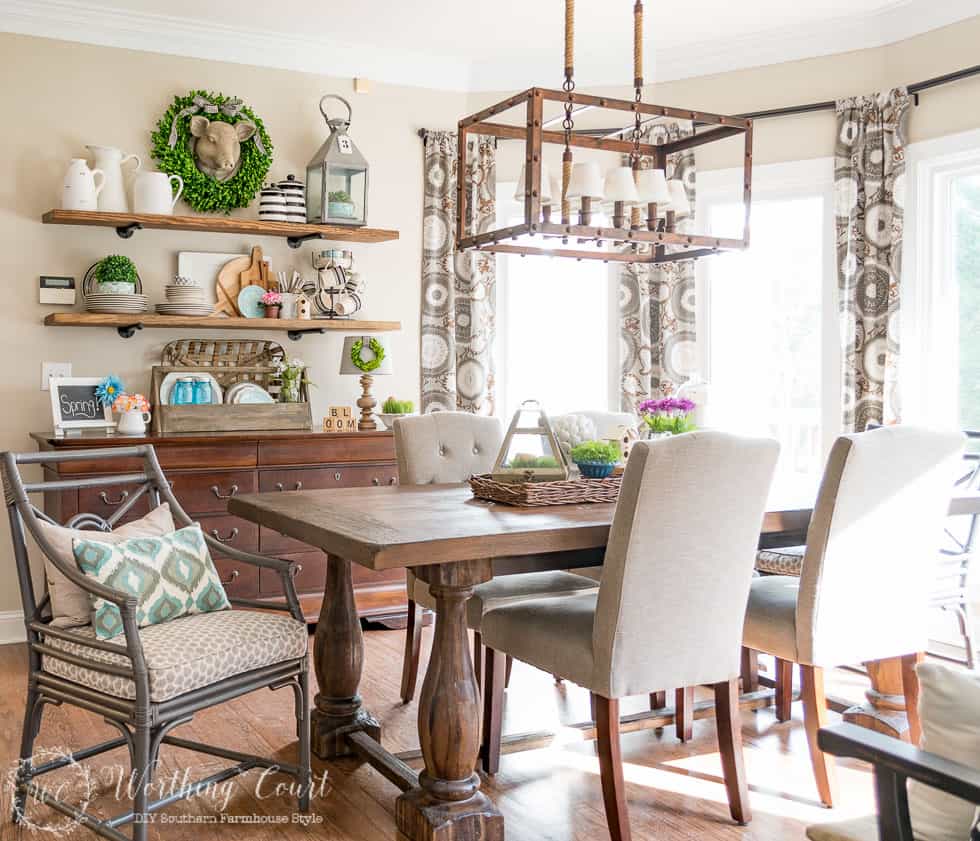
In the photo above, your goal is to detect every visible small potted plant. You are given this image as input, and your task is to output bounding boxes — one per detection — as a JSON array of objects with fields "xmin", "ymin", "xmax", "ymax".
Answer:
[
  {"xmin": 260, "ymin": 290, "xmax": 283, "ymax": 319},
  {"xmin": 637, "ymin": 397, "xmax": 697, "ymax": 438},
  {"xmin": 569, "ymin": 440, "xmax": 621, "ymax": 479},
  {"xmin": 328, "ymin": 190, "xmax": 356, "ymax": 219},
  {"xmin": 379, "ymin": 397, "xmax": 415, "ymax": 430},
  {"xmin": 93, "ymin": 255, "xmax": 140, "ymax": 294}
]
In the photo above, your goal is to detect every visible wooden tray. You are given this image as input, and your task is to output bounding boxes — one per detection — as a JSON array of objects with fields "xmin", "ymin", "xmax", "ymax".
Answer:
[{"xmin": 468, "ymin": 473, "xmax": 621, "ymax": 507}]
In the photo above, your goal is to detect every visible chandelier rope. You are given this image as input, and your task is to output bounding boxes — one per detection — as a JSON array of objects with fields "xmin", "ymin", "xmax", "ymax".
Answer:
[{"xmin": 561, "ymin": 0, "xmax": 576, "ymax": 226}]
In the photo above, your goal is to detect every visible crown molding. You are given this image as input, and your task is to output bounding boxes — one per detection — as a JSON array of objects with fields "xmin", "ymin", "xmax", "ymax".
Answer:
[{"xmin": 0, "ymin": 0, "xmax": 976, "ymax": 93}]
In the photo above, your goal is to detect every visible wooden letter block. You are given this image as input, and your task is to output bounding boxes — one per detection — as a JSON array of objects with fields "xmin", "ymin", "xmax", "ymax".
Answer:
[{"xmin": 323, "ymin": 406, "xmax": 356, "ymax": 433}]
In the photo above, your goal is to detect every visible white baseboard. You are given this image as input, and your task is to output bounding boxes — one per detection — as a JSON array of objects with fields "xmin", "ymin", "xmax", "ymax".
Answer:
[{"xmin": 0, "ymin": 610, "xmax": 25, "ymax": 645}]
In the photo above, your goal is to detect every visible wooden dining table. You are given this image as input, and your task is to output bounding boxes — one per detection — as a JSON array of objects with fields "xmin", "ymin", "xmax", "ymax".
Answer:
[{"xmin": 228, "ymin": 484, "xmax": 980, "ymax": 841}]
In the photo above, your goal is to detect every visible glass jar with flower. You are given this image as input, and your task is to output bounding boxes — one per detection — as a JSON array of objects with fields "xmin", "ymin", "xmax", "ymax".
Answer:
[
  {"xmin": 112, "ymin": 393, "xmax": 151, "ymax": 435},
  {"xmin": 275, "ymin": 357, "xmax": 310, "ymax": 404},
  {"xmin": 260, "ymin": 290, "xmax": 283, "ymax": 319},
  {"xmin": 637, "ymin": 397, "xmax": 697, "ymax": 439}
]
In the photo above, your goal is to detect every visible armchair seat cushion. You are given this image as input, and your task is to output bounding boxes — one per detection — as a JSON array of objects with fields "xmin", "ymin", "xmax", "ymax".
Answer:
[
  {"xmin": 413, "ymin": 571, "xmax": 598, "ymax": 630},
  {"xmin": 756, "ymin": 545, "xmax": 805, "ymax": 577},
  {"xmin": 42, "ymin": 609, "xmax": 308, "ymax": 702},
  {"xmin": 806, "ymin": 816, "xmax": 878, "ymax": 841},
  {"xmin": 743, "ymin": 575, "xmax": 800, "ymax": 662},
  {"xmin": 481, "ymin": 592, "xmax": 598, "ymax": 690}
]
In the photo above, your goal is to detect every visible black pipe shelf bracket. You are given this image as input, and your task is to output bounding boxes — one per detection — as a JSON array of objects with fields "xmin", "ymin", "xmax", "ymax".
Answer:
[
  {"xmin": 115, "ymin": 222, "xmax": 143, "ymax": 239},
  {"xmin": 286, "ymin": 233, "xmax": 324, "ymax": 249},
  {"xmin": 116, "ymin": 323, "xmax": 144, "ymax": 339},
  {"xmin": 287, "ymin": 328, "xmax": 327, "ymax": 341}
]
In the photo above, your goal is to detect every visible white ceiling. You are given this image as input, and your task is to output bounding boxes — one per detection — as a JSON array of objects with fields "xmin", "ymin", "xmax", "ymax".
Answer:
[{"xmin": 2, "ymin": 0, "xmax": 979, "ymax": 90}]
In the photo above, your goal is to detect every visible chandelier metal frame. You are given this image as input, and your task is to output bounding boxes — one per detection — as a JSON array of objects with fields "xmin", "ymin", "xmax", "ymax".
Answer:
[{"xmin": 455, "ymin": 1, "xmax": 754, "ymax": 264}]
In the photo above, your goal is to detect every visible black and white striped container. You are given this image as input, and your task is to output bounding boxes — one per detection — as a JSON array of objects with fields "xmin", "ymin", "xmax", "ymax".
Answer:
[
  {"xmin": 258, "ymin": 184, "xmax": 287, "ymax": 222},
  {"xmin": 277, "ymin": 174, "xmax": 307, "ymax": 223}
]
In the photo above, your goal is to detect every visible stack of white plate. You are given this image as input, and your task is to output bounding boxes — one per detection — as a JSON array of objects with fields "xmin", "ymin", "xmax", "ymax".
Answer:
[
  {"xmin": 225, "ymin": 382, "xmax": 275, "ymax": 404},
  {"xmin": 156, "ymin": 282, "xmax": 212, "ymax": 316},
  {"xmin": 86, "ymin": 292, "xmax": 149, "ymax": 314}
]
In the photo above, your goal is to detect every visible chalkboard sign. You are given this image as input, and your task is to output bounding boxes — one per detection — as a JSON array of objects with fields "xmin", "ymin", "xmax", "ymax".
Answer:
[{"xmin": 49, "ymin": 378, "xmax": 114, "ymax": 432}]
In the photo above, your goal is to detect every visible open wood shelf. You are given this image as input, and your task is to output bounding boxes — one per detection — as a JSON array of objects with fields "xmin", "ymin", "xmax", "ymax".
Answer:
[
  {"xmin": 44, "ymin": 312, "xmax": 401, "ymax": 341},
  {"xmin": 42, "ymin": 209, "xmax": 400, "ymax": 248}
]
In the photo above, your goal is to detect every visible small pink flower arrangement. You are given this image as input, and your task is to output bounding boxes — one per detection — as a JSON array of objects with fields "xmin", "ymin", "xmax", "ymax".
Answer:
[
  {"xmin": 260, "ymin": 291, "xmax": 283, "ymax": 307},
  {"xmin": 112, "ymin": 393, "xmax": 150, "ymax": 414},
  {"xmin": 637, "ymin": 397, "xmax": 697, "ymax": 435}
]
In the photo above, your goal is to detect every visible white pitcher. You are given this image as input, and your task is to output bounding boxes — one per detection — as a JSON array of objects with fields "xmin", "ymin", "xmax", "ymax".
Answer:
[
  {"xmin": 133, "ymin": 171, "xmax": 184, "ymax": 215},
  {"xmin": 86, "ymin": 145, "xmax": 141, "ymax": 212},
  {"xmin": 61, "ymin": 158, "xmax": 105, "ymax": 211},
  {"xmin": 116, "ymin": 409, "xmax": 151, "ymax": 436}
]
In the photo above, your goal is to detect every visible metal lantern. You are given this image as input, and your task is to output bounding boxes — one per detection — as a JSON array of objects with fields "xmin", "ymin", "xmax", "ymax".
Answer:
[
  {"xmin": 306, "ymin": 95, "xmax": 368, "ymax": 227},
  {"xmin": 491, "ymin": 400, "xmax": 570, "ymax": 483}
]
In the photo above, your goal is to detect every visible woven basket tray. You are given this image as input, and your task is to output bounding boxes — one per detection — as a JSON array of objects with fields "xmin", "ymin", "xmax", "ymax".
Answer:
[{"xmin": 469, "ymin": 474, "xmax": 621, "ymax": 507}]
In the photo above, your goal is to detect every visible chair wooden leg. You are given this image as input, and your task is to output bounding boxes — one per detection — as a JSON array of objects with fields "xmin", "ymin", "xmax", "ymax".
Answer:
[
  {"xmin": 714, "ymin": 678, "xmax": 751, "ymax": 825},
  {"xmin": 775, "ymin": 658, "xmax": 793, "ymax": 722},
  {"xmin": 901, "ymin": 652, "xmax": 924, "ymax": 747},
  {"xmin": 505, "ymin": 655, "xmax": 513, "ymax": 688},
  {"xmin": 132, "ymin": 723, "xmax": 152, "ymax": 841},
  {"xmin": 800, "ymin": 665, "xmax": 837, "ymax": 808},
  {"xmin": 649, "ymin": 690, "xmax": 667, "ymax": 710},
  {"xmin": 675, "ymin": 686, "xmax": 693, "ymax": 742},
  {"xmin": 400, "ymin": 599, "xmax": 423, "ymax": 704},
  {"xmin": 473, "ymin": 631, "xmax": 483, "ymax": 693},
  {"xmin": 741, "ymin": 647, "xmax": 759, "ymax": 692},
  {"xmin": 594, "ymin": 695, "xmax": 632, "ymax": 841},
  {"xmin": 480, "ymin": 647, "xmax": 506, "ymax": 774},
  {"xmin": 12, "ymin": 687, "xmax": 42, "ymax": 823}
]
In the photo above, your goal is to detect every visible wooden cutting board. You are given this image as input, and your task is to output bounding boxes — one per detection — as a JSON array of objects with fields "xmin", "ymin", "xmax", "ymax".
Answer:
[
  {"xmin": 213, "ymin": 253, "xmax": 253, "ymax": 316},
  {"xmin": 238, "ymin": 245, "xmax": 267, "ymax": 293}
]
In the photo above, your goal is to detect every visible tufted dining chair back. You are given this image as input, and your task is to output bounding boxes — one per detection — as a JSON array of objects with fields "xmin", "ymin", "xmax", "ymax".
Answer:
[{"xmin": 393, "ymin": 413, "xmax": 504, "ymax": 485}]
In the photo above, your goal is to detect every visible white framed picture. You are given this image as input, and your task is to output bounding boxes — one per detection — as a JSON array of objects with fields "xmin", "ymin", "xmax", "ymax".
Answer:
[{"xmin": 50, "ymin": 377, "xmax": 115, "ymax": 434}]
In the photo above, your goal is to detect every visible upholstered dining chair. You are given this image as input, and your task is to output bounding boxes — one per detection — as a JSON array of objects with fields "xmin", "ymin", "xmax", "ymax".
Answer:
[
  {"xmin": 742, "ymin": 425, "xmax": 965, "ymax": 809},
  {"xmin": 479, "ymin": 431, "xmax": 781, "ymax": 841},
  {"xmin": 394, "ymin": 412, "xmax": 599, "ymax": 703},
  {"xmin": 3, "ymin": 445, "xmax": 311, "ymax": 841}
]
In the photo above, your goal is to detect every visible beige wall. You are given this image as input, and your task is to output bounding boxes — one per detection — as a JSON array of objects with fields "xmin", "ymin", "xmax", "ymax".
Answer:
[{"xmin": 0, "ymin": 17, "xmax": 978, "ymax": 618}]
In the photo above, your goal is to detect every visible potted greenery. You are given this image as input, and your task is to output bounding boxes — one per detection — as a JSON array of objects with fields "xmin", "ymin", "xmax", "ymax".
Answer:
[
  {"xmin": 379, "ymin": 397, "xmax": 414, "ymax": 430},
  {"xmin": 93, "ymin": 255, "xmax": 140, "ymax": 294},
  {"xmin": 328, "ymin": 190, "xmax": 356, "ymax": 219},
  {"xmin": 637, "ymin": 397, "xmax": 697, "ymax": 438},
  {"xmin": 569, "ymin": 440, "xmax": 621, "ymax": 479},
  {"xmin": 259, "ymin": 290, "xmax": 283, "ymax": 319}
]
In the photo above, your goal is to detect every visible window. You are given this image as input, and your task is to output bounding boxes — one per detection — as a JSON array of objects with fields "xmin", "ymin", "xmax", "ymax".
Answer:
[
  {"xmin": 697, "ymin": 160, "xmax": 838, "ymax": 501},
  {"xmin": 495, "ymin": 183, "xmax": 618, "ymax": 419},
  {"xmin": 904, "ymin": 129, "xmax": 980, "ymax": 436}
]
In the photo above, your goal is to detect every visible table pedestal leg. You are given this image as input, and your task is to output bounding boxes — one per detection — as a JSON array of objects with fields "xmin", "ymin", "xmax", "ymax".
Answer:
[
  {"xmin": 842, "ymin": 656, "xmax": 917, "ymax": 742},
  {"xmin": 311, "ymin": 554, "xmax": 380, "ymax": 759},
  {"xmin": 396, "ymin": 560, "xmax": 504, "ymax": 841}
]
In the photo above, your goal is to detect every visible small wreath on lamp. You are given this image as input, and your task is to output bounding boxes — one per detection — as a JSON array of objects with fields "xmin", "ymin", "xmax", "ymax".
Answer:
[
  {"xmin": 150, "ymin": 90, "xmax": 273, "ymax": 214},
  {"xmin": 350, "ymin": 337, "xmax": 386, "ymax": 373}
]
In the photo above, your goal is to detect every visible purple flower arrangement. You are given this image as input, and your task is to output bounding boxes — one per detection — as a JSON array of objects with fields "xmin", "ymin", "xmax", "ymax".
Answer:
[{"xmin": 637, "ymin": 397, "xmax": 697, "ymax": 435}]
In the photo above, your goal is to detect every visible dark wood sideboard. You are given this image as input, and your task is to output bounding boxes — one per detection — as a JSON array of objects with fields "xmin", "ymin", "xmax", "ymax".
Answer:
[{"xmin": 30, "ymin": 430, "xmax": 403, "ymax": 624}]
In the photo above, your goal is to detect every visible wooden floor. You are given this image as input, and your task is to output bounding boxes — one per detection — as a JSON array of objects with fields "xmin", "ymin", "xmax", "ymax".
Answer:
[{"xmin": 0, "ymin": 622, "xmax": 886, "ymax": 841}]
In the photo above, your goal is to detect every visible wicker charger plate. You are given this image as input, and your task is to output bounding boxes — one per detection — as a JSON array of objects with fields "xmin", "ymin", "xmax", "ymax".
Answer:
[{"xmin": 469, "ymin": 474, "xmax": 621, "ymax": 507}]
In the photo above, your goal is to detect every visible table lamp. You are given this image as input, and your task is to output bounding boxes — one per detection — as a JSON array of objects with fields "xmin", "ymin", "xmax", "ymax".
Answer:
[{"xmin": 340, "ymin": 335, "xmax": 393, "ymax": 431}]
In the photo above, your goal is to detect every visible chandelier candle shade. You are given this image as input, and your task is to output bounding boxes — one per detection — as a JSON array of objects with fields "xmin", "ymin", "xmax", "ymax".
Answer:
[
  {"xmin": 455, "ymin": 0, "xmax": 753, "ymax": 263},
  {"xmin": 339, "ymin": 335, "xmax": 392, "ymax": 431}
]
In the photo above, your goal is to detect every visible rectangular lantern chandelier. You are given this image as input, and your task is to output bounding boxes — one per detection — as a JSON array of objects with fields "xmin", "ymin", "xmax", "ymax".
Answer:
[{"xmin": 456, "ymin": 1, "xmax": 753, "ymax": 264}]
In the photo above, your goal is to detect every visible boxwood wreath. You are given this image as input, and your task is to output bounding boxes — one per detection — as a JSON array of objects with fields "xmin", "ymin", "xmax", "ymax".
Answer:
[
  {"xmin": 350, "ymin": 338, "xmax": 386, "ymax": 372},
  {"xmin": 150, "ymin": 90, "xmax": 273, "ymax": 214}
]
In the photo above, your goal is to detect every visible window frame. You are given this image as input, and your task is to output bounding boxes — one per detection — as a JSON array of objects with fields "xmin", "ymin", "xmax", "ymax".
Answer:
[{"xmin": 695, "ymin": 157, "xmax": 840, "ymax": 459}]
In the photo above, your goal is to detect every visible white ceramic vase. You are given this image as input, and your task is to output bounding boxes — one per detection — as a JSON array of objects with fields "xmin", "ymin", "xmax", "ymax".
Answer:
[
  {"xmin": 133, "ymin": 171, "xmax": 184, "ymax": 215},
  {"xmin": 116, "ymin": 409, "xmax": 150, "ymax": 435},
  {"xmin": 87, "ymin": 146, "xmax": 141, "ymax": 212},
  {"xmin": 62, "ymin": 158, "xmax": 105, "ymax": 211}
]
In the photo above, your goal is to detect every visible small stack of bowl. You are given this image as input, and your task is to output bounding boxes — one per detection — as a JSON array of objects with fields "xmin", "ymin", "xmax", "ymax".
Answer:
[{"xmin": 157, "ymin": 277, "xmax": 212, "ymax": 317}]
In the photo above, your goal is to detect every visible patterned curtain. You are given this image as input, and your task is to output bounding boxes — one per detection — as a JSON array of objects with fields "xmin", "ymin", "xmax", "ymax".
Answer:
[
  {"xmin": 835, "ymin": 88, "xmax": 911, "ymax": 431},
  {"xmin": 420, "ymin": 132, "xmax": 496, "ymax": 415},
  {"xmin": 620, "ymin": 123, "xmax": 697, "ymax": 412}
]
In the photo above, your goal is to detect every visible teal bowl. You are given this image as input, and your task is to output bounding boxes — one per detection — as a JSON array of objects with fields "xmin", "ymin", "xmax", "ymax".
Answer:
[{"xmin": 576, "ymin": 461, "xmax": 615, "ymax": 479}]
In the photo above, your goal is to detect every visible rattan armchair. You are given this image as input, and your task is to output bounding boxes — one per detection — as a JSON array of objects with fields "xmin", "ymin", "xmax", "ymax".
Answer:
[{"xmin": 3, "ymin": 445, "xmax": 311, "ymax": 841}]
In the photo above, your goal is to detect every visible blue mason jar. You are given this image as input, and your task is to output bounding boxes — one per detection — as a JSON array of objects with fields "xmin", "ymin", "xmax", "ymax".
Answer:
[
  {"xmin": 192, "ymin": 378, "xmax": 212, "ymax": 405},
  {"xmin": 173, "ymin": 378, "xmax": 195, "ymax": 406}
]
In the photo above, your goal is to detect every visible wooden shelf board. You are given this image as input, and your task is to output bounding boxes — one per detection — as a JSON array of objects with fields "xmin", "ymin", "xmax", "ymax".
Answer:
[
  {"xmin": 44, "ymin": 312, "xmax": 401, "ymax": 334},
  {"xmin": 42, "ymin": 209, "xmax": 400, "ymax": 245}
]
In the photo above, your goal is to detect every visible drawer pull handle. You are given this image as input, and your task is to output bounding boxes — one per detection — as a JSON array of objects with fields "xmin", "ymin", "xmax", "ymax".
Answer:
[
  {"xmin": 99, "ymin": 490, "xmax": 129, "ymax": 506},
  {"xmin": 372, "ymin": 477, "xmax": 380, "ymax": 486},
  {"xmin": 220, "ymin": 569, "xmax": 240, "ymax": 585},
  {"xmin": 334, "ymin": 472, "xmax": 342, "ymax": 481},
  {"xmin": 388, "ymin": 477, "xmax": 397, "ymax": 485},
  {"xmin": 210, "ymin": 484, "xmax": 239, "ymax": 500},
  {"xmin": 274, "ymin": 481, "xmax": 304, "ymax": 492},
  {"xmin": 290, "ymin": 564, "xmax": 304, "ymax": 577},
  {"xmin": 210, "ymin": 527, "xmax": 239, "ymax": 543}
]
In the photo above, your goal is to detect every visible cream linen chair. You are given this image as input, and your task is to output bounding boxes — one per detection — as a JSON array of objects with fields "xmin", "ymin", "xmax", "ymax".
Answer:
[
  {"xmin": 742, "ymin": 425, "xmax": 965, "ymax": 809},
  {"xmin": 480, "ymin": 431, "xmax": 781, "ymax": 841},
  {"xmin": 394, "ymin": 412, "xmax": 598, "ymax": 703}
]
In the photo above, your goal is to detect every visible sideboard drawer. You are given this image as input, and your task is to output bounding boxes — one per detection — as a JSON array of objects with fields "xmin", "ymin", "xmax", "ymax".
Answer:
[
  {"xmin": 169, "ymin": 470, "xmax": 257, "ymax": 515},
  {"xmin": 213, "ymin": 557, "xmax": 259, "ymax": 600},
  {"xmin": 78, "ymin": 486, "xmax": 152, "ymax": 523},
  {"xmin": 156, "ymin": 443, "xmax": 257, "ymax": 470},
  {"xmin": 259, "ymin": 551, "xmax": 326, "ymax": 596},
  {"xmin": 259, "ymin": 464, "xmax": 398, "ymax": 493},
  {"xmin": 258, "ymin": 436, "xmax": 395, "ymax": 466},
  {"xmin": 197, "ymin": 514, "xmax": 259, "ymax": 559}
]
